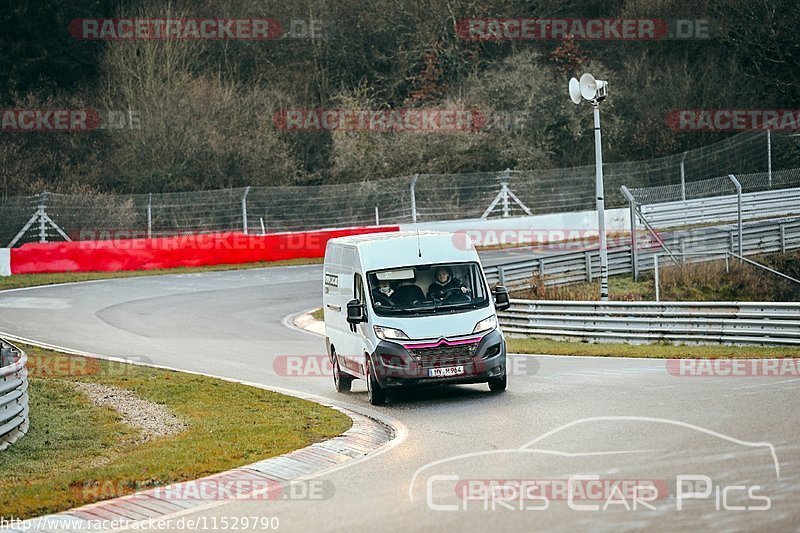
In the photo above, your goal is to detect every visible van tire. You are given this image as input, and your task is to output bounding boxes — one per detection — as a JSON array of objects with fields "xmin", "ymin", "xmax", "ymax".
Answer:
[
  {"xmin": 366, "ymin": 357, "xmax": 387, "ymax": 405},
  {"xmin": 488, "ymin": 373, "xmax": 507, "ymax": 392},
  {"xmin": 333, "ymin": 354, "xmax": 352, "ymax": 393}
]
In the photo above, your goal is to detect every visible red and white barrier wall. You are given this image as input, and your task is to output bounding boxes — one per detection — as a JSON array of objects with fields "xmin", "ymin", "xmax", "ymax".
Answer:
[{"xmin": 2, "ymin": 226, "xmax": 399, "ymax": 276}]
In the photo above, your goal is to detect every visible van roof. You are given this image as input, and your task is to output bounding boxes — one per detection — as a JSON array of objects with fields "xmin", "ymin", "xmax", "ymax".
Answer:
[
  {"xmin": 327, "ymin": 231, "xmax": 478, "ymax": 270},
  {"xmin": 331, "ymin": 230, "xmax": 451, "ymax": 245}
]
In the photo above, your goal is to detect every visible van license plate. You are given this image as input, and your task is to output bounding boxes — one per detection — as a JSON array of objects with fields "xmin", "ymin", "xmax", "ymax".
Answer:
[{"xmin": 429, "ymin": 366, "xmax": 464, "ymax": 378}]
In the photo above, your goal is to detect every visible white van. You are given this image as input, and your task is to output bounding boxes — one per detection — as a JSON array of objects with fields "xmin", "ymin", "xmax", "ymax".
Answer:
[{"xmin": 323, "ymin": 231, "xmax": 510, "ymax": 405}]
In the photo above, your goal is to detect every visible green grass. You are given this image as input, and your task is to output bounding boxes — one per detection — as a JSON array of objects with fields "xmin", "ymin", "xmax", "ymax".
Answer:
[
  {"xmin": 311, "ymin": 307, "xmax": 324, "ymax": 321},
  {"xmin": 0, "ymin": 344, "xmax": 350, "ymax": 519},
  {"xmin": 508, "ymin": 337, "xmax": 800, "ymax": 358},
  {"xmin": 0, "ymin": 257, "xmax": 323, "ymax": 292}
]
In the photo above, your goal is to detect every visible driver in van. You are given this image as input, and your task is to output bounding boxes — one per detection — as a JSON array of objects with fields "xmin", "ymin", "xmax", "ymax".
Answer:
[
  {"xmin": 427, "ymin": 267, "xmax": 470, "ymax": 299},
  {"xmin": 372, "ymin": 279, "xmax": 396, "ymax": 307}
]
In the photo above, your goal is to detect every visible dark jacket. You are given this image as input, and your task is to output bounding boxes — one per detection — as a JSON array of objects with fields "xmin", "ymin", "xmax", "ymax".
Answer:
[{"xmin": 427, "ymin": 277, "xmax": 465, "ymax": 299}]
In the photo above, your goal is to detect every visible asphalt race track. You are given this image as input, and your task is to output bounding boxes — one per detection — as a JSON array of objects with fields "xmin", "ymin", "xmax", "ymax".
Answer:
[{"xmin": 1, "ymin": 264, "xmax": 798, "ymax": 531}]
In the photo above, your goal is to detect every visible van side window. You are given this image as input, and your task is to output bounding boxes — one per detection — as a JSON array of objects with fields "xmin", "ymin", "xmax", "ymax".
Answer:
[{"xmin": 354, "ymin": 273, "xmax": 367, "ymax": 321}]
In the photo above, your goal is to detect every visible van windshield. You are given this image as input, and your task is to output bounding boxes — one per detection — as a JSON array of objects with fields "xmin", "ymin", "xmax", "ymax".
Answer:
[{"xmin": 367, "ymin": 262, "xmax": 489, "ymax": 317}]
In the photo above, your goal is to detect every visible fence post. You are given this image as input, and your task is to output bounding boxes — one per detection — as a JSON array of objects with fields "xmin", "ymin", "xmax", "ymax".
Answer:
[
  {"xmin": 410, "ymin": 174, "xmax": 418, "ymax": 224},
  {"xmin": 241, "ymin": 186, "xmax": 251, "ymax": 234},
  {"xmin": 501, "ymin": 168, "xmax": 511, "ymax": 218},
  {"xmin": 147, "ymin": 193, "xmax": 152, "ymax": 239},
  {"xmin": 728, "ymin": 174, "xmax": 743, "ymax": 261},
  {"xmin": 621, "ymin": 186, "xmax": 639, "ymax": 281},
  {"xmin": 38, "ymin": 192, "xmax": 48, "ymax": 243},
  {"xmin": 680, "ymin": 151, "xmax": 687, "ymax": 201},
  {"xmin": 767, "ymin": 129, "xmax": 772, "ymax": 188}
]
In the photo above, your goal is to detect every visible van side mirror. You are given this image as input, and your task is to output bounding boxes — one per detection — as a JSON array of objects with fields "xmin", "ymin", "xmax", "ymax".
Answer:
[
  {"xmin": 346, "ymin": 299, "xmax": 366, "ymax": 324},
  {"xmin": 493, "ymin": 286, "xmax": 510, "ymax": 311}
]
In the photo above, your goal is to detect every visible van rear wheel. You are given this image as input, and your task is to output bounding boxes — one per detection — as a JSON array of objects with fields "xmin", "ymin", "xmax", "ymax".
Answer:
[
  {"xmin": 333, "ymin": 354, "xmax": 352, "ymax": 393},
  {"xmin": 366, "ymin": 358, "xmax": 387, "ymax": 406}
]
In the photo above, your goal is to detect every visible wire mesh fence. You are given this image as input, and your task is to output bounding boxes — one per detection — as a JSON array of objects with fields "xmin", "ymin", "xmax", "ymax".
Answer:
[{"xmin": 2, "ymin": 130, "xmax": 800, "ymax": 246}]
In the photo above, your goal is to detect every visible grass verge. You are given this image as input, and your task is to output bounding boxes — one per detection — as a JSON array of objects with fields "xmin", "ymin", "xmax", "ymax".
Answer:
[
  {"xmin": 0, "ymin": 344, "xmax": 350, "ymax": 519},
  {"xmin": 513, "ymin": 251, "xmax": 800, "ymax": 302},
  {"xmin": 508, "ymin": 337, "xmax": 800, "ymax": 358},
  {"xmin": 0, "ymin": 257, "xmax": 323, "ymax": 292}
]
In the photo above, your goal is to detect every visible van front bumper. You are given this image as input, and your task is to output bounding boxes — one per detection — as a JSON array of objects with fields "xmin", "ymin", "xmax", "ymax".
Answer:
[{"xmin": 370, "ymin": 329, "xmax": 506, "ymax": 388}]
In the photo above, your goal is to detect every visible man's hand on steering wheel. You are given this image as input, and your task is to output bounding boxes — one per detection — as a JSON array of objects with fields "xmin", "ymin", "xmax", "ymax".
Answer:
[{"xmin": 443, "ymin": 286, "xmax": 470, "ymax": 296}]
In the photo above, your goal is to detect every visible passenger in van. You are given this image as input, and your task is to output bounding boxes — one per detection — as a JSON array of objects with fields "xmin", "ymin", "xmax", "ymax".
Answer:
[
  {"xmin": 427, "ymin": 267, "xmax": 471, "ymax": 299},
  {"xmin": 372, "ymin": 279, "xmax": 397, "ymax": 308}
]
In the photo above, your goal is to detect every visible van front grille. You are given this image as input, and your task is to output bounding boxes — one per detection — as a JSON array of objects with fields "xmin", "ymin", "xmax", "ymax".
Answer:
[{"xmin": 407, "ymin": 341, "xmax": 480, "ymax": 369}]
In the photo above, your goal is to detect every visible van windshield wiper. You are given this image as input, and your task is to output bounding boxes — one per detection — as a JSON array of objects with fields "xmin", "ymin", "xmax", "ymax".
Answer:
[{"xmin": 433, "ymin": 301, "xmax": 474, "ymax": 311}]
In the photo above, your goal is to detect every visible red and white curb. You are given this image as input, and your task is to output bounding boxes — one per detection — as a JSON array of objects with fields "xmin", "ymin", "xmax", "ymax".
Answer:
[{"xmin": 1, "ymin": 333, "xmax": 404, "ymax": 533}]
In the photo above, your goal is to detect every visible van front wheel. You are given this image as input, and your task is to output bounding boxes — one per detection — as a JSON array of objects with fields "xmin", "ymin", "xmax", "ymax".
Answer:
[
  {"xmin": 333, "ymin": 355, "xmax": 352, "ymax": 393},
  {"xmin": 366, "ymin": 358, "xmax": 387, "ymax": 406},
  {"xmin": 488, "ymin": 373, "xmax": 507, "ymax": 392}
]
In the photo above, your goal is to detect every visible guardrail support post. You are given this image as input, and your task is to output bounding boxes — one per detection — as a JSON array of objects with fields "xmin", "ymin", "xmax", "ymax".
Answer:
[
  {"xmin": 242, "ymin": 186, "xmax": 251, "ymax": 234},
  {"xmin": 375, "ymin": 206, "xmax": 380, "ymax": 226},
  {"xmin": 728, "ymin": 174, "xmax": 743, "ymax": 261},
  {"xmin": 780, "ymin": 224, "xmax": 786, "ymax": 254},
  {"xmin": 497, "ymin": 265, "xmax": 505, "ymax": 285},
  {"xmin": 585, "ymin": 251, "xmax": 593, "ymax": 281},
  {"xmin": 410, "ymin": 174, "xmax": 418, "ymax": 224}
]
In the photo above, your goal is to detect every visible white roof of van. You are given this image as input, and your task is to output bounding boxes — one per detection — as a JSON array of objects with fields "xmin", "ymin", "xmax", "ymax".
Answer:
[{"xmin": 328, "ymin": 231, "xmax": 478, "ymax": 270}]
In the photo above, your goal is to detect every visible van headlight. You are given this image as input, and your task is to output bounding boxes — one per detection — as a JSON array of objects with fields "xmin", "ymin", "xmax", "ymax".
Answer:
[
  {"xmin": 472, "ymin": 315, "xmax": 497, "ymax": 334},
  {"xmin": 374, "ymin": 325, "xmax": 409, "ymax": 341}
]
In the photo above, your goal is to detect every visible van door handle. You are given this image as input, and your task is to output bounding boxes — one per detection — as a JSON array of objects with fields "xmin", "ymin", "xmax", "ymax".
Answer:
[{"xmin": 327, "ymin": 304, "xmax": 341, "ymax": 312}]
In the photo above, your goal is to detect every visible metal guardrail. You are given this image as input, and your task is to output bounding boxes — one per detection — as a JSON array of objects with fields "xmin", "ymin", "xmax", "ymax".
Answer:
[
  {"xmin": 640, "ymin": 186, "xmax": 800, "ymax": 229},
  {"xmin": 0, "ymin": 339, "xmax": 29, "ymax": 451},
  {"xmin": 484, "ymin": 217, "xmax": 800, "ymax": 291},
  {"xmin": 499, "ymin": 300, "xmax": 800, "ymax": 346}
]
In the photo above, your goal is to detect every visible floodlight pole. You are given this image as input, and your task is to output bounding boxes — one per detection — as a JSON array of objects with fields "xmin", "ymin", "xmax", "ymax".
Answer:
[{"xmin": 592, "ymin": 102, "xmax": 609, "ymax": 301}]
